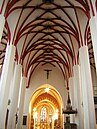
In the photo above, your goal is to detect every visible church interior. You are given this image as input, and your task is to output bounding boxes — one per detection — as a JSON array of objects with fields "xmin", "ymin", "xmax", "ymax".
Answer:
[{"xmin": 0, "ymin": 0, "xmax": 97, "ymax": 129}]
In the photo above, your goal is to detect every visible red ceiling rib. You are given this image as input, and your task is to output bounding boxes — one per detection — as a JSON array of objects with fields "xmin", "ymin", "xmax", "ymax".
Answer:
[
  {"xmin": 0, "ymin": 0, "xmax": 95, "ymax": 87},
  {"xmin": 84, "ymin": 20, "xmax": 90, "ymax": 46},
  {"xmin": 96, "ymin": 0, "xmax": 97, "ymax": 11},
  {"xmin": 12, "ymin": 9, "xmax": 24, "ymax": 45},
  {"xmin": 74, "ymin": 8, "xmax": 83, "ymax": 47}
]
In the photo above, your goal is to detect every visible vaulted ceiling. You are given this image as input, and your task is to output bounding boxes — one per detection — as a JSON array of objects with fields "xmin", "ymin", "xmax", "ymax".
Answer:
[{"xmin": 0, "ymin": 0, "xmax": 96, "ymax": 87}]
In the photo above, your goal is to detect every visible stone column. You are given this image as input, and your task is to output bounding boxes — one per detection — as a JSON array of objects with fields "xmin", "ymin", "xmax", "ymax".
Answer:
[
  {"xmin": 79, "ymin": 45, "xmax": 96, "ymax": 129},
  {"xmin": 0, "ymin": 14, "xmax": 5, "ymax": 41},
  {"xmin": 16, "ymin": 76, "xmax": 27, "ymax": 129},
  {"xmin": 7, "ymin": 63, "xmax": 22, "ymax": 129},
  {"xmin": 90, "ymin": 15, "xmax": 97, "ymax": 73},
  {"xmin": 68, "ymin": 77, "xmax": 75, "ymax": 123},
  {"xmin": 0, "ymin": 0, "xmax": 9, "ymax": 41},
  {"xmin": 0, "ymin": 44, "xmax": 15, "ymax": 129},
  {"xmin": 73, "ymin": 65, "xmax": 84, "ymax": 129}
]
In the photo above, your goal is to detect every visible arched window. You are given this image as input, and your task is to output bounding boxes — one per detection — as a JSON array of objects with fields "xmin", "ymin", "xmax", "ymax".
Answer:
[{"xmin": 40, "ymin": 107, "xmax": 47, "ymax": 121}]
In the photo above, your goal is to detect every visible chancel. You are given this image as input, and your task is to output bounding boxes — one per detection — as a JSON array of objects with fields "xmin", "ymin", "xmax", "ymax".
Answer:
[{"xmin": 0, "ymin": 0, "xmax": 97, "ymax": 129}]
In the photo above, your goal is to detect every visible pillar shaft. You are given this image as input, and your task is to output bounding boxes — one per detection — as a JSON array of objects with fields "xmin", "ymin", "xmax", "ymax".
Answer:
[
  {"xmin": 73, "ymin": 65, "xmax": 84, "ymax": 129},
  {"xmin": 0, "ymin": 44, "xmax": 15, "ymax": 129},
  {"xmin": 16, "ymin": 76, "xmax": 27, "ymax": 129},
  {"xmin": 79, "ymin": 45, "xmax": 96, "ymax": 129},
  {"xmin": 69, "ymin": 77, "xmax": 74, "ymax": 123},
  {"xmin": 7, "ymin": 63, "xmax": 22, "ymax": 129},
  {"xmin": 90, "ymin": 15, "xmax": 97, "ymax": 73},
  {"xmin": 0, "ymin": 14, "xmax": 5, "ymax": 42}
]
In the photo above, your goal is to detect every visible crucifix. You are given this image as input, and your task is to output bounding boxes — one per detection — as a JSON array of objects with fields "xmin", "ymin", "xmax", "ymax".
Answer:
[{"xmin": 44, "ymin": 69, "xmax": 52, "ymax": 79}]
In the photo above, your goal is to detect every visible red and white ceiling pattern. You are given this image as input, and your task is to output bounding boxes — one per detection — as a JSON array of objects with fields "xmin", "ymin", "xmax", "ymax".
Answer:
[{"xmin": 0, "ymin": 0, "xmax": 96, "ymax": 87}]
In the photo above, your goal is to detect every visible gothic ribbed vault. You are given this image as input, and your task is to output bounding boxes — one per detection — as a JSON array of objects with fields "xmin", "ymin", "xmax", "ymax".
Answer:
[{"xmin": 0, "ymin": 0, "xmax": 95, "ymax": 87}]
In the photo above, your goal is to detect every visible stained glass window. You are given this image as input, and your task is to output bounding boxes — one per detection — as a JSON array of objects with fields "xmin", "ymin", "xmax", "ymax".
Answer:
[{"xmin": 40, "ymin": 107, "xmax": 47, "ymax": 121}]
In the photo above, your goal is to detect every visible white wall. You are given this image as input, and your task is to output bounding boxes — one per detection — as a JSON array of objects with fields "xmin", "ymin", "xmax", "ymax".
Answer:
[{"xmin": 22, "ymin": 64, "xmax": 68, "ymax": 129}]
